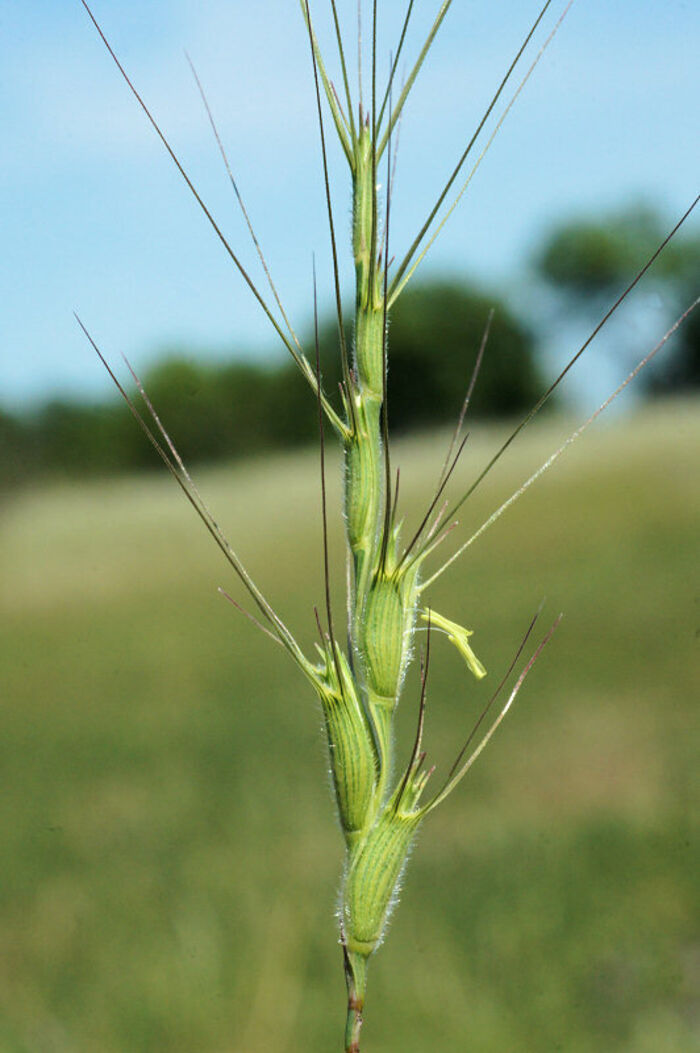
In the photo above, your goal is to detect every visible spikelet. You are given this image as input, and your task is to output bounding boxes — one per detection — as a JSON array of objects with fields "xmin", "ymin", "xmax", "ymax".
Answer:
[
  {"xmin": 343, "ymin": 806, "xmax": 421, "ymax": 958},
  {"xmin": 313, "ymin": 643, "xmax": 378, "ymax": 843},
  {"xmin": 344, "ymin": 405, "xmax": 381, "ymax": 555},
  {"xmin": 361, "ymin": 573, "xmax": 404, "ymax": 700}
]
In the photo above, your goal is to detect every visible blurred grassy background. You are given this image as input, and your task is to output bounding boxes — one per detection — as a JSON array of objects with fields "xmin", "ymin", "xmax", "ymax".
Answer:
[{"xmin": 1, "ymin": 400, "xmax": 698, "ymax": 1052}]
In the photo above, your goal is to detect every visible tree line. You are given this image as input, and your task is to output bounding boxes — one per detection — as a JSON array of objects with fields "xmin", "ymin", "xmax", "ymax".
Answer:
[{"xmin": 1, "ymin": 206, "xmax": 697, "ymax": 491}]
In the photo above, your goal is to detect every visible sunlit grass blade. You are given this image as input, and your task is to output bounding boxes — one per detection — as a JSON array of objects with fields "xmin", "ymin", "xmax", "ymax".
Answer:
[
  {"xmin": 330, "ymin": 0, "xmax": 358, "ymax": 144},
  {"xmin": 300, "ymin": 0, "xmax": 354, "ymax": 166}
]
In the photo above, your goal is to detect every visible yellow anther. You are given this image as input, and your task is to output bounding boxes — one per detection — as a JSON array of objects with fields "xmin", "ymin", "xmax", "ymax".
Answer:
[{"xmin": 422, "ymin": 610, "xmax": 487, "ymax": 680}]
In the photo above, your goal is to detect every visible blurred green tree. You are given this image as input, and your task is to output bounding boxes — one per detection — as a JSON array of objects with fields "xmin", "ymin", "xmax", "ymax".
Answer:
[
  {"xmin": 0, "ymin": 408, "xmax": 34, "ymax": 490},
  {"xmin": 136, "ymin": 357, "xmax": 281, "ymax": 463}
]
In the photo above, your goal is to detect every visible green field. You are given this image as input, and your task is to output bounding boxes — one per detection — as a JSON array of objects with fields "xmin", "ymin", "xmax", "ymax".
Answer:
[{"xmin": 1, "ymin": 400, "xmax": 698, "ymax": 1052}]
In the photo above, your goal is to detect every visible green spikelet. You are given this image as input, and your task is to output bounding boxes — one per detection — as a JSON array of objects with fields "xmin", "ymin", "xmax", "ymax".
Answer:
[
  {"xmin": 354, "ymin": 305, "xmax": 385, "ymax": 398},
  {"xmin": 315, "ymin": 645, "xmax": 378, "ymax": 842},
  {"xmin": 343, "ymin": 807, "xmax": 421, "ymax": 958},
  {"xmin": 344, "ymin": 400, "xmax": 381, "ymax": 556},
  {"xmin": 362, "ymin": 574, "xmax": 404, "ymax": 700}
]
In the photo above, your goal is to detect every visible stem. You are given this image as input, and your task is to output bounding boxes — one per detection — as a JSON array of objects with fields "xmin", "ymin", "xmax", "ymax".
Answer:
[
  {"xmin": 343, "ymin": 948, "xmax": 367, "ymax": 1053},
  {"xmin": 344, "ymin": 993, "xmax": 363, "ymax": 1053}
]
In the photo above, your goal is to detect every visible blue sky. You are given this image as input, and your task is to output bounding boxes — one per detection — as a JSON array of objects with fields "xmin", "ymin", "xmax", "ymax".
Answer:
[{"xmin": 1, "ymin": 0, "xmax": 698, "ymax": 410}]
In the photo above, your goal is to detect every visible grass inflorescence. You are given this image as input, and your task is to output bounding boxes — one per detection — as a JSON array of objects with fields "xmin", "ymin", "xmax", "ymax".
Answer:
[{"xmin": 77, "ymin": 2, "xmax": 698, "ymax": 1049}]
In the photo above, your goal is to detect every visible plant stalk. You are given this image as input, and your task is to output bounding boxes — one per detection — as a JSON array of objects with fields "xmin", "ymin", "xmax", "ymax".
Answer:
[
  {"xmin": 344, "ymin": 992, "xmax": 363, "ymax": 1053},
  {"xmin": 343, "ymin": 948, "xmax": 367, "ymax": 1053}
]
